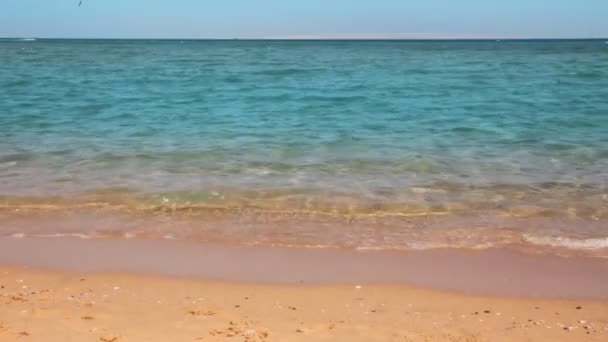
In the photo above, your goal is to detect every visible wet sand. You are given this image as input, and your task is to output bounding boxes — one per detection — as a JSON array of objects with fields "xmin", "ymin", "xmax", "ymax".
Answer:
[{"xmin": 1, "ymin": 237, "xmax": 608, "ymax": 298}]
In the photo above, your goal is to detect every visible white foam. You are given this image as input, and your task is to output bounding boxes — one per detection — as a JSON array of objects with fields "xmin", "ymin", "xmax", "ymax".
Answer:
[
  {"xmin": 35, "ymin": 233, "xmax": 92, "ymax": 239},
  {"xmin": 524, "ymin": 235, "xmax": 608, "ymax": 250},
  {"xmin": 356, "ymin": 241, "xmax": 496, "ymax": 251},
  {"xmin": 0, "ymin": 161, "xmax": 17, "ymax": 168}
]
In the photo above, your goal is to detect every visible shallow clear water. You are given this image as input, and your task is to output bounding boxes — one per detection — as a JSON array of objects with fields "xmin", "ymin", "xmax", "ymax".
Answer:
[{"xmin": 1, "ymin": 39, "xmax": 607, "ymax": 253}]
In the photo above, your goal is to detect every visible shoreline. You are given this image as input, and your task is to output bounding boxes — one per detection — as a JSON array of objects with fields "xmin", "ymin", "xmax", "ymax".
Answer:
[
  {"xmin": 2, "ymin": 206, "xmax": 608, "ymax": 259},
  {"xmin": 1, "ymin": 237, "xmax": 607, "ymax": 299}
]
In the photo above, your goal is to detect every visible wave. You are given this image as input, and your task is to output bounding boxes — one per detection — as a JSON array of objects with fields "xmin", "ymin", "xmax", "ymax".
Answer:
[
  {"xmin": 0, "ymin": 179, "xmax": 607, "ymax": 221},
  {"xmin": 524, "ymin": 235, "xmax": 608, "ymax": 250},
  {"xmin": 11, "ymin": 232, "xmax": 92, "ymax": 239},
  {"xmin": 4, "ymin": 226, "xmax": 608, "ymax": 258},
  {"xmin": 0, "ymin": 38, "xmax": 36, "ymax": 42}
]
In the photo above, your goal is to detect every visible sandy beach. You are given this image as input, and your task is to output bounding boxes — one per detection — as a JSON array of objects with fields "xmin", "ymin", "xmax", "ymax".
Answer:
[
  {"xmin": 0, "ymin": 237, "xmax": 607, "ymax": 341},
  {"xmin": 0, "ymin": 265, "xmax": 607, "ymax": 342}
]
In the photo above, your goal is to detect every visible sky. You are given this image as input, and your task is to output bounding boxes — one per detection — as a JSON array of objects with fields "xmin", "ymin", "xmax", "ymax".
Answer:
[{"xmin": 1, "ymin": 0, "xmax": 607, "ymax": 39}]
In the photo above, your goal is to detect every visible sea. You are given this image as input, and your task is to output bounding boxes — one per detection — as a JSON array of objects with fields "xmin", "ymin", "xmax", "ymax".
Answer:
[{"xmin": 1, "ymin": 39, "xmax": 607, "ymax": 256}]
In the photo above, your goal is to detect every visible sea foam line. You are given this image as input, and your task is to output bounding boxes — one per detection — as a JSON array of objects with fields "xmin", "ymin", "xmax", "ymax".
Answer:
[{"xmin": 524, "ymin": 235, "xmax": 608, "ymax": 250}]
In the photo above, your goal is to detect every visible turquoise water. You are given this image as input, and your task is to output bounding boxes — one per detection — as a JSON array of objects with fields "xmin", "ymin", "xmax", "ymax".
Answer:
[{"xmin": 1, "ymin": 39, "xmax": 607, "ymax": 252}]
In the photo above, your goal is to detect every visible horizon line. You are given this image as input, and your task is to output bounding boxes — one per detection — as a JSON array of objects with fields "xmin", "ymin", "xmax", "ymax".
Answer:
[{"xmin": 2, "ymin": 37, "xmax": 607, "ymax": 41}]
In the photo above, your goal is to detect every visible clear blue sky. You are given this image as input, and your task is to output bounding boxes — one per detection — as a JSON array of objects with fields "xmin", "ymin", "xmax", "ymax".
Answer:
[{"xmin": 1, "ymin": 0, "xmax": 607, "ymax": 39}]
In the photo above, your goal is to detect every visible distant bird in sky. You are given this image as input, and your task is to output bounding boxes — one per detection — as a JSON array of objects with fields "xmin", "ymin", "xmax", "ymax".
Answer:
[{"xmin": 78, "ymin": 1, "xmax": 83, "ymax": 6}]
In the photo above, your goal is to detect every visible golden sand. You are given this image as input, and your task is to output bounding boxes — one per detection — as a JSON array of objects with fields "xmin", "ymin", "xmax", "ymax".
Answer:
[{"xmin": 0, "ymin": 266, "xmax": 607, "ymax": 342}]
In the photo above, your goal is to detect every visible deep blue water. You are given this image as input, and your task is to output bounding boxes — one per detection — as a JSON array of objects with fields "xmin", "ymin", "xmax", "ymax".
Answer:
[{"xmin": 1, "ymin": 39, "xmax": 607, "ymax": 251}]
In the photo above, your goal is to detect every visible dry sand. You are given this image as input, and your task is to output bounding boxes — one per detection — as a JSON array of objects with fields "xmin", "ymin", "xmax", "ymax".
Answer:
[{"xmin": 1, "ymin": 266, "xmax": 607, "ymax": 342}]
